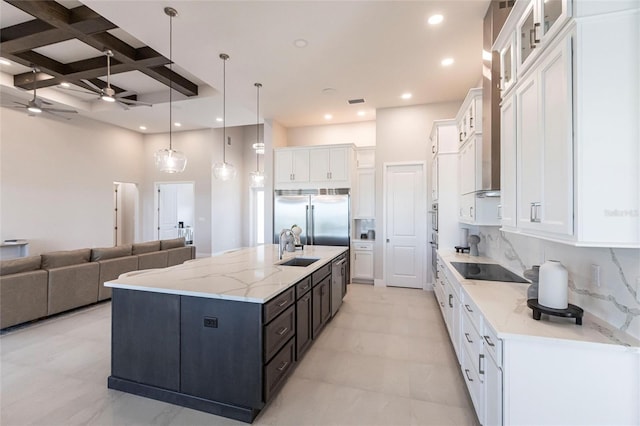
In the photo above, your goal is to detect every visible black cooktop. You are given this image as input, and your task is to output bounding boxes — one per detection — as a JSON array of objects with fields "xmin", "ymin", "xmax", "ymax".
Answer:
[{"xmin": 450, "ymin": 262, "xmax": 529, "ymax": 283}]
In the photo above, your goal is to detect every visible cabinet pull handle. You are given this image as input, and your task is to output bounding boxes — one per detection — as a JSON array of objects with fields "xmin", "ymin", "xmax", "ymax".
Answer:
[
  {"xmin": 497, "ymin": 204, "xmax": 502, "ymax": 220},
  {"xmin": 529, "ymin": 29, "xmax": 536, "ymax": 49},
  {"xmin": 484, "ymin": 335, "xmax": 496, "ymax": 347},
  {"xmin": 277, "ymin": 298, "xmax": 289, "ymax": 307},
  {"xmin": 465, "ymin": 304, "xmax": 473, "ymax": 312},
  {"xmin": 327, "ymin": 172, "xmax": 330, "ymax": 179},
  {"xmin": 533, "ymin": 22, "xmax": 541, "ymax": 43},
  {"xmin": 530, "ymin": 202, "xmax": 536, "ymax": 222},
  {"xmin": 448, "ymin": 294, "xmax": 453, "ymax": 308},
  {"xmin": 469, "ymin": 206, "xmax": 473, "ymax": 218},
  {"xmin": 277, "ymin": 361, "xmax": 289, "ymax": 372},
  {"xmin": 479, "ymin": 354, "xmax": 485, "ymax": 375},
  {"xmin": 464, "ymin": 332, "xmax": 473, "ymax": 343},
  {"xmin": 432, "ymin": 146, "xmax": 436, "ymax": 154},
  {"xmin": 464, "ymin": 369, "xmax": 473, "ymax": 382},
  {"xmin": 469, "ymin": 116, "xmax": 473, "ymax": 128},
  {"xmin": 459, "ymin": 132, "xmax": 463, "ymax": 142},
  {"xmin": 277, "ymin": 327, "xmax": 289, "ymax": 336}
]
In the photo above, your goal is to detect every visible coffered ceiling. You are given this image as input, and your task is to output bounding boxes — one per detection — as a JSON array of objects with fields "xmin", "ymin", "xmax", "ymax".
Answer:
[{"xmin": 0, "ymin": 0, "xmax": 490, "ymax": 133}]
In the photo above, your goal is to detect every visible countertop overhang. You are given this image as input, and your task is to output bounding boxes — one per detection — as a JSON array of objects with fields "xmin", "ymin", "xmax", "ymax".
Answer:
[{"xmin": 105, "ymin": 244, "xmax": 348, "ymax": 303}]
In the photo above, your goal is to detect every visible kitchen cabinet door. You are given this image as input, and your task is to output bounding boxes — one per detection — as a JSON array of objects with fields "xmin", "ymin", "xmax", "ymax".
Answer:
[
  {"xmin": 296, "ymin": 293, "xmax": 312, "ymax": 359},
  {"xmin": 431, "ymin": 157, "xmax": 438, "ymax": 201},
  {"xmin": 274, "ymin": 149, "xmax": 310, "ymax": 186},
  {"xmin": 484, "ymin": 351, "xmax": 503, "ymax": 426},
  {"xmin": 311, "ymin": 277, "xmax": 331, "ymax": 339},
  {"xmin": 353, "ymin": 250, "xmax": 373, "ymax": 280},
  {"xmin": 516, "ymin": 35, "xmax": 573, "ymax": 236},
  {"xmin": 459, "ymin": 139, "xmax": 476, "ymax": 195},
  {"xmin": 354, "ymin": 169, "xmax": 375, "ymax": 218},
  {"xmin": 309, "ymin": 147, "xmax": 348, "ymax": 183},
  {"xmin": 500, "ymin": 93, "xmax": 517, "ymax": 229}
]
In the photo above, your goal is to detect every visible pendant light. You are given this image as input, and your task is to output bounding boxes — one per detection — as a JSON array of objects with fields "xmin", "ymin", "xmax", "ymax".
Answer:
[
  {"xmin": 212, "ymin": 53, "xmax": 237, "ymax": 181},
  {"xmin": 154, "ymin": 7, "xmax": 187, "ymax": 173},
  {"xmin": 249, "ymin": 83, "xmax": 265, "ymax": 187}
]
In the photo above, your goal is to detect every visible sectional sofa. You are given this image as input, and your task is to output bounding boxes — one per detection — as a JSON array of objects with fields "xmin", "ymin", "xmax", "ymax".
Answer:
[{"xmin": 0, "ymin": 237, "xmax": 195, "ymax": 329}]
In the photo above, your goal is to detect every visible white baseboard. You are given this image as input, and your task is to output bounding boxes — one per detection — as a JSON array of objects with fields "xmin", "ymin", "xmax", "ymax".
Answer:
[{"xmin": 374, "ymin": 279, "xmax": 386, "ymax": 287}]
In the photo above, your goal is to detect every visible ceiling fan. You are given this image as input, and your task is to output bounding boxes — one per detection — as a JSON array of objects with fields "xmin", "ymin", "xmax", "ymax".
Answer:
[
  {"xmin": 6, "ymin": 67, "xmax": 78, "ymax": 119},
  {"xmin": 60, "ymin": 49, "xmax": 152, "ymax": 110}
]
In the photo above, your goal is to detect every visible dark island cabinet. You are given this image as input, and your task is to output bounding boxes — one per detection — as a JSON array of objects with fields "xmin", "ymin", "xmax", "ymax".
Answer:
[
  {"xmin": 295, "ymin": 281, "xmax": 313, "ymax": 359},
  {"xmin": 108, "ymin": 252, "xmax": 347, "ymax": 424}
]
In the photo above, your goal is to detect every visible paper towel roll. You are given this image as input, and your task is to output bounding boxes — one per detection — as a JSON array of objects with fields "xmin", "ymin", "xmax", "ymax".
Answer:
[
  {"xmin": 538, "ymin": 260, "xmax": 568, "ymax": 309},
  {"xmin": 459, "ymin": 228, "xmax": 469, "ymax": 247}
]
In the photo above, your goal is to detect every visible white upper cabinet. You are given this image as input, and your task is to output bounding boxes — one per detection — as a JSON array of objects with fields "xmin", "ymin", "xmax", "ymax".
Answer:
[
  {"xmin": 495, "ymin": 2, "xmax": 639, "ymax": 246},
  {"xmin": 355, "ymin": 147, "xmax": 375, "ymax": 168},
  {"xmin": 431, "ymin": 119, "xmax": 458, "ymax": 158},
  {"xmin": 499, "ymin": 93, "xmax": 517, "ymax": 230},
  {"xmin": 274, "ymin": 149, "xmax": 309, "ymax": 186},
  {"xmin": 275, "ymin": 144, "xmax": 354, "ymax": 190},
  {"xmin": 456, "ymin": 89, "xmax": 483, "ymax": 147},
  {"xmin": 354, "ymin": 169, "xmax": 375, "ymax": 219}
]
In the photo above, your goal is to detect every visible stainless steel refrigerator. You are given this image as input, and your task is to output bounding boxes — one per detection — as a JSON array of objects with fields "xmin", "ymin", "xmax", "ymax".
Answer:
[{"xmin": 273, "ymin": 189, "xmax": 350, "ymax": 246}]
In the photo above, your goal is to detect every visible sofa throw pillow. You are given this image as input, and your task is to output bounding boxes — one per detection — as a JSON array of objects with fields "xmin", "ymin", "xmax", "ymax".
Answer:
[
  {"xmin": 0, "ymin": 255, "xmax": 42, "ymax": 276},
  {"xmin": 91, "ymin": 245, "xmax": 132, "ymax": 262},
  {"xmin": 132, "ymin": 240, "xmax": 161, "ymax": 255},
  {"xmin": 41, "ymin": 248, "xmax": 91, "ymax": 269},
  {"xmin": 160, "ymin": 237, "xmax": 186, "ymax": 250}
]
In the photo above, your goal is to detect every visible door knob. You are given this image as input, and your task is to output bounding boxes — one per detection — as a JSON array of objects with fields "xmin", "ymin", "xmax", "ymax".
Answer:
[{"xmin": 386, "ymin": 239, "xmax": 390, "ymax": 243}]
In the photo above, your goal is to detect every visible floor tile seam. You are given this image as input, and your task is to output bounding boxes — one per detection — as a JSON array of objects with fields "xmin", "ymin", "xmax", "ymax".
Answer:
[{"xmin": 328, "ymin": 323, "xmax": 445, "ymax": 339}]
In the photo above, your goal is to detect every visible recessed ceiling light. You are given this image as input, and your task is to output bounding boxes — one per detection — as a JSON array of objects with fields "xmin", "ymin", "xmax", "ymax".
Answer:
[
  {"xmin": 216, "ymin": 117, "xmax": 223, "ymax": 122},
  {"xmin": 139, "ymin": 125, "xmax": 147, "ymax": 130},
  {"xmin": 428, "ymin": 14, "xmax": 444, "ymax": 25},
  {"xmin": 441, "ymin": 57, "xmax": 454, "ymax": 66},
  {"xmin": 0, "ymin": 58, "xmax": 11, "ymax": 66},
  {"xmin": 174, "ymin": 122, "xmax": 181, "ymax": 127},
  {"xmin": 357, "ymin": 111, "xmax": 366, "ymax": 117},
  {"xmin": 401, "ymin": 93, "xmax": 412, "ymax": 100},
  {"xmin": 60, "ymin": 82, "xmax": 70, "ymax": 88},
  {"xmin": 324, "ymin": 114, "xmax": 332, "ymax": 120},
  {"xmin": 322, "ymin": 88, "xmax": 336, "ymax": 95},
  {"xmin": 293, "ymin": 39, "xmax": 308, "ymax": 48}
]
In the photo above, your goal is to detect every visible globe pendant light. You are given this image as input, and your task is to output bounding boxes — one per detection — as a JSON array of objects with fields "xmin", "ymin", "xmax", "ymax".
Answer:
[
  {"xmin": 249, "ymin": 82, "xmax": 264, "ymax": 188},
  {"xmin": 212, "ymin": 53, "xmax": 236, "ymax": 181},
  {"xmin": 154, "ymin": 7, "xmax": 187, "ymax": 174}
]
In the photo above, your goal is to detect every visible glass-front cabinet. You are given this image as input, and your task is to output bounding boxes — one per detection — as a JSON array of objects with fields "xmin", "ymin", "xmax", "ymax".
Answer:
[
  {"xmin": 516, "ymin": 0, "xmax": 571, "ymax": 72},
  {"xmin": 499, "ymin": 32, "xmax": 515, "ymax": 95}
]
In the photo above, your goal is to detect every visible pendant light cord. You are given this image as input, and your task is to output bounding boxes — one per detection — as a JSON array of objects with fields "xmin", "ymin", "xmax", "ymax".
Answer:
[
  {"xmin": 256, "ymin": 83, "xmax": 260, "ymax": 172},
  {"xmin": 222, "ymin": 56, "xmax": 226, "ymax": 164},
  {"xmin": 168, "ymin": 12, "xmax": 173, "ymax": 151}
]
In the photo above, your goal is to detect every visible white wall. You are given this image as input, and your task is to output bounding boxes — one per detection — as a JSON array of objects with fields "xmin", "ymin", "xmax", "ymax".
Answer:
[
  {"xmin": 0, "ymin": 108, "xmax": 144, "ymax": 255},
  {"xmin": 374, "ymin": 101, "xmax": 461, "ymax": 282},
  {"xmin": 287, "ymin": 121, "xmax": 375, "ymax": 147},
  {"xmin": 477, "ymin": 227, "xmax": 640, "ymax": 340}
]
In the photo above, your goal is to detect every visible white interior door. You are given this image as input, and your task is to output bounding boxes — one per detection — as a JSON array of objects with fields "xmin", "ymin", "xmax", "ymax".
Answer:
[
  {"xmin": 156, "ymin": 182, "xmax": 195, "ymax": 240},
  {"xmin": 384, "ymin": 163, "xmax": 425, "ymax": 289}
]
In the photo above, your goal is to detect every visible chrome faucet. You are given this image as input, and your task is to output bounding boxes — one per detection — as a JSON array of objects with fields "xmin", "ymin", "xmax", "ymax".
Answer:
[{"xmin": 279, "ymin": 228, "xmax": 294, "ymax": 260}]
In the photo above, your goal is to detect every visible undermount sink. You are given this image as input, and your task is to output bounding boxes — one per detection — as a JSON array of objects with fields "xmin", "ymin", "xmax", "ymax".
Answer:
[{"xmin": 278, "ymin": 257, "xmax": 320, "ymax": 267}]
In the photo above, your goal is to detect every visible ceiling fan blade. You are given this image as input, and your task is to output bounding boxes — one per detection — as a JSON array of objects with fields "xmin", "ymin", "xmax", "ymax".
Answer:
[
  {"xmin": 43, "ymin": 107, "xmax": 78, "ymax": 114},
  {"xmin": 43, "ymin": 109, "xmax": 72, "ymax": 120},
  {"xmin": 115, "ymin": 100, "xmax": 130, "ymax": 110},
  {"xmin": 117, "ymin": 98, "xmax": 152, "ymax": 107},
  {"xmin": 12, "ymin": 101, "xmax": 29, "ymax": 107},
  {"xmin": 59, "ymin": 86, "xmax": 98, "ymax": 95},
  {"xmin": 81, "ymin": 79, "xmax": 103, "ymax": 93}
]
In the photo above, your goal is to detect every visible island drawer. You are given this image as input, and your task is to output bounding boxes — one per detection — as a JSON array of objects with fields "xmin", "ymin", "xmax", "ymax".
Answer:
[
  {"xmin": 264, "ymin": 338, "xmax": 295, "ymax": 402},
  {"xmin": 264, "ymin": 305, "xmax": 295, "ymax": 362},
  {"xmin": 312, "ymin": 263, "xmax": 331, "ymax": 285},
  {"xmin": 263, "ymin": 287, "xmax": 295, "ymax": 323},
  {"xmin": 295, "ymin": 277, "xmax": 312, "ymax": 299}
]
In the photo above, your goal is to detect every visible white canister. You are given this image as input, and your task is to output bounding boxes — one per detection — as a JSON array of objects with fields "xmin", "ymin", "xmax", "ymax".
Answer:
[{"xmin": 538, "ymin": 260, "xmax": 568, "ymax": 309}]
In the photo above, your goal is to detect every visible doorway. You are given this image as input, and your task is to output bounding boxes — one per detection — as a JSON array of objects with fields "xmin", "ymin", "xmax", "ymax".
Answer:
[
  {"xmin": 154, "ymin": 182, "xmax": 195, "ymax": 241},
  {"xmin": 383, "ymin": 162, "xmax": 426, "ymax": 289},
  {"xmin": 113, "ymin": 182, "xmax": 139, "ymax": 246}
]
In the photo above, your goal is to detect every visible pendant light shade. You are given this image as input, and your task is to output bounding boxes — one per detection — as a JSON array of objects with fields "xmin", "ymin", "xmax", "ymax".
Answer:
[
  {"xmin": 212, "ymin": 53, "xmax": 236, "ymax": 181},
  {"xmin": 155, "ymin": 7, "xmax": 187, "ymax": 173},
  {"xmin": 250, "ymin": 82, "xmax": 264, "ymax": 188}
]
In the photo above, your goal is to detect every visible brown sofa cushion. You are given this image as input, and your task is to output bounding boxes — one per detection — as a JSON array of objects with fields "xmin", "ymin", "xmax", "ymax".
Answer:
[
  {"xmin": 161, "ymin": 237, "xmax": 186, "ymax": 250},
  {"xmin": 0, "ymin": 270, "xmax": 48, "ymax": 328},
  {"xmin": 41, "ymin": 248, "xmax": 90, "ymax": 269},
  {"xmin": 132, "ymin": 241, "xmax": 161, "ymax": 255},
  {"xmin": 166, "ymin": 246, "xmax": 193, "ymax": 267},
  {"xmin": 0, "ymin": 255, "xmax": 42, "ymax": 276},
  {"xmin": 91, "ymin": 245, "xmax": 132, "ymax": 261}
]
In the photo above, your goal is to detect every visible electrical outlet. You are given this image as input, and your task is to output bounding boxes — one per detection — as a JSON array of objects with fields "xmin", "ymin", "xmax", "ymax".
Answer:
[
  {"xmin": 204, "ymin": 317, "xmax": 218, "ymax": 328},
  {"xmin": 591, "ymin": 264, "xmax": 600, "ymax": 287}
]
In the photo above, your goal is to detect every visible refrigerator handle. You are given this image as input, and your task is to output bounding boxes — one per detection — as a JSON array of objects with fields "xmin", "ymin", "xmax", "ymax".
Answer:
[
  {"xmin": 310, "ymin": 204, "xmax": 315, "ymax": 245},
  {"xmin": 304, "ymin": 204, "xmax": 311, "ymax": 245}
]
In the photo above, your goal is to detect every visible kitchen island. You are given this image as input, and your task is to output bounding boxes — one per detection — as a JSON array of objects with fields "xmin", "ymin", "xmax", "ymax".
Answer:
[{"xmin": 105, "ymin": 244, "xmax": 349, "ymax": 423}]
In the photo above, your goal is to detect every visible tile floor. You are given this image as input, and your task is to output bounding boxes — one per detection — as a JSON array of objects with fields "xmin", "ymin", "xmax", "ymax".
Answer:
[{"xmin": 1, "ymin": 284, "xmax": 478, "ymax": 426}]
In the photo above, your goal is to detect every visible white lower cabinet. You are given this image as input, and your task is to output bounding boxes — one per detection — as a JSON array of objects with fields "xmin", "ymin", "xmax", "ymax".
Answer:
[
  {"xmin": 437, "ymin": 254, "xmax": 639, "ymax": 425},
  {"xmin": 351, "ymin": 242, "xmax": 373, "ymax": 281}
]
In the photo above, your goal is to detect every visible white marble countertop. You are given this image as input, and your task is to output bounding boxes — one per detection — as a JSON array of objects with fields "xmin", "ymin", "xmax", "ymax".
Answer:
[
  {"xmin": 105, "ymin": 244, "xmax": 348, "ymax": 303},
  {"xmin": 437, "ymin": 250, "xmax": 640, "ymax": 352}
]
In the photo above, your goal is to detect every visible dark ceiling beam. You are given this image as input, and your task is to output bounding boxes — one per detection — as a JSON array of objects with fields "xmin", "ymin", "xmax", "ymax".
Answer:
[
  {"xmin": 0, "ymin": 20, "xmax": 72, "ymax": 52},
  {"xmin": 5, "ymin": 0, "xmax": 198, "ymax": 97}
]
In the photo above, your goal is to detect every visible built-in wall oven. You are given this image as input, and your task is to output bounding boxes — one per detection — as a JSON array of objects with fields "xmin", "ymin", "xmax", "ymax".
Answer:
[{"xmin": 430, "ymin": 203, "xmax": 438, "ymax": 277}]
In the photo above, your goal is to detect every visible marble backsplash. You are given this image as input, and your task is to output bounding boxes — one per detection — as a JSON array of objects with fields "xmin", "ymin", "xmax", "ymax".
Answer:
[{"xmin": 475, "ymin": 226, "xmax": 640, "ymax": 341}]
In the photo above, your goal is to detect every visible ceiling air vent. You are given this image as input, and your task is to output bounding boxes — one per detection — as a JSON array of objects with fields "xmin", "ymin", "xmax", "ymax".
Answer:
[{"xmin": 348, "ymin": 98, "xmax": 365, "ymax": 104}]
